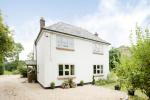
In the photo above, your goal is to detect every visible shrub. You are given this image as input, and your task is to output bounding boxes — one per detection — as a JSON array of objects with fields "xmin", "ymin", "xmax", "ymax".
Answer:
[
  {"xmin": 79, "ymin": 80, "xmax": 84, "ymax": 86},
  {"xmin": 17, "ymin": 61, "xmax": 27, "ymax": 77},
  {"xmin": 12, "ymin": 70, "xmax": 19, "ymax": 75},
  {"xmin": 0, "ymin": 64, "xmax": 4, "ymax": 75},
  {"xmin": 61, "ymin": 79, "xmax": 76, "ymax": 89},
  {"xmin": 61, "ymin": 80, "xmax": 70, "ymax": 89},
  {"xmin": 50, "ymin": 82, "xmax": 55, "ymax": 89},
  {"xmin": 18, "ymin": 66, "xmax": 27, "ymax": 77},
  {"xmin": 92, "ymin": 76, "xmax": 95, "ymax": 85}
]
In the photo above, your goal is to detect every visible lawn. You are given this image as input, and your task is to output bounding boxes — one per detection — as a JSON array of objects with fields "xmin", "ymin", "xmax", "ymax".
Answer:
[{"xmin": 98, "ymin": 82, "xmax": 148, "ymax": 100}]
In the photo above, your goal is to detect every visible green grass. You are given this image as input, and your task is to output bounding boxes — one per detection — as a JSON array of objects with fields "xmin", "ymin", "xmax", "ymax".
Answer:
[
  {"xmin": 4, "ymin": 70, "xmax": 13, "ymax": 75},
  {"xmin": 97, "ymin": 83, "xmax": 148, "ymax": 100}
]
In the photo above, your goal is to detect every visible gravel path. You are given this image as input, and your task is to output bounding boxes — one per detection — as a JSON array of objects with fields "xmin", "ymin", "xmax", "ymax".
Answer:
[{"xmin": 0, "ymin": 75, "xmax": 128, "ymax": 100}]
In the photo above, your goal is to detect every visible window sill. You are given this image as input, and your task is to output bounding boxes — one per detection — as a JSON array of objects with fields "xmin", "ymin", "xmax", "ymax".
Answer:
[
  {"xmin": 93, "ymin": 74, "xmax": 104, "ymax": 77},
  {"xmin": 93, "ymin": 52, "xmax": 104, "ymax": 55},
  {"xmin": 57, "ymin": 75, "xmax": 76, "ymax": 80},
  {"xmin": 56, "ymin": 47, "xmax": 75, "ymax": 51}
]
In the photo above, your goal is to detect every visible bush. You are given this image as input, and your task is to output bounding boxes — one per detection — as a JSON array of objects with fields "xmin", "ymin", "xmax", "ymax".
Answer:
[
  {"xmin": 79, "ymin": 80, "xmax": 84, "ymax": 86},
  {"xmin": 17, "ymin": 61, "xmax": 27, "ymax": 77},
  {"xmin": 92, "ymin": 76, "xmax": 95, "ymax": 85},
  {"xmin": 50, "ymin": 82, "xmax": 55, "ymax": 89},
  {"xmin": 96, "ymin": 78, "xmax": 115, "ymax": 86},
  {"xmin": 61, "ymin": 79, "xmax": 76, "ymax": 89},
  {"xmin": 12, "ymin": 70, "xmax": 19, "ymax": 75},
  {"xmin": 0, "ymin": 64, "xmax": 4, "ymax": 75},
  {"xmin": 18, "ymin": 66, "xmax": 27, "ymax": 77},
  {"xmin": 61, "ymin": 80, "xmax": 70, "ymax": 89}
]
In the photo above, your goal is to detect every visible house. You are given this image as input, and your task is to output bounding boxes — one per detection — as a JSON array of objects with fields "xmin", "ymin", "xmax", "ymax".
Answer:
[{"xmin": 33, "ymin": 18, "xmax": 110, "ymax": 88}]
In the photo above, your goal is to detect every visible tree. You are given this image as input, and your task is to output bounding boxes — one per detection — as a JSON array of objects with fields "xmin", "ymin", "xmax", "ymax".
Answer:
[
  {"xmin": 109, "ymin": 48, "xmax": 121, "ymax": 71},
  {"xmin": 117, "ymin": 25, "xmax": 150, "ymax": 98},
  {"xmin": 0, "ymin": 12, "xmax": 14, "ymax": 74},
  {"xmin": 27, "ymin": 51, "xmax": 34, "ymax": 60}
]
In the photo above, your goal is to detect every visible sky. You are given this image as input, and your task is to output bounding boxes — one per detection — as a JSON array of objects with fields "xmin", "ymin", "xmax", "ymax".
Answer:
[{"xmin": 1, "ymin": 0, "xmax": 150, "ymax": 60}]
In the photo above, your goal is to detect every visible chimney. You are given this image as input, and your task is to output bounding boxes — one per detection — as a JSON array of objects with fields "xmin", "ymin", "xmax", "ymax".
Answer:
[
  {"xmin": 94, "ymin": 32, "xmax": 98, "ymax": 36},
  {"xmin": 40, "ymin": 17, "xmax": 45, "ymax": 28}
]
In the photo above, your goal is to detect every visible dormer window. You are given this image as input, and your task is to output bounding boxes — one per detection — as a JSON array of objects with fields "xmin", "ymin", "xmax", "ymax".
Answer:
[
  {"xmin": 93, "ymin": 43, "xmax": 103, "ymax": 54},
  {"xmin": 56, "ymin": 35, "xmax": 74, "ymax": 50}
]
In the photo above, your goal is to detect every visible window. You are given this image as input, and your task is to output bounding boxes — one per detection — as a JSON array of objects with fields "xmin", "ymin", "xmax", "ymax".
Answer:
[
  {"xmin": 93, "ymin": 65, "xmax": 103, "ymax": 75},
  {"xmin": 58, "ymin": 64, "xmax": 75, "ymax": 76},
  {"xmin": 56, "ymin": 35, "xmax": 74, "ymax": 49},
  {"xmin": 93, "ymin": 43, "xmax": 103, "ymax": 54}
]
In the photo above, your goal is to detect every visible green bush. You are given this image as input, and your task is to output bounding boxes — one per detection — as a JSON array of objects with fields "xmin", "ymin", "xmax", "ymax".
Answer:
[
  {"xmin": 61, "ymin": 80, "xmax": 70, "ymax": 89},
  {"xmin": 18, "ymin": 66, "xmax": 27, "ymax": 77},
  {"xmin": 79, "ymin": 80, "xmax": 84, "ymax": 86},
  {"xmin": 0, "ymin": 64, "xmax": 4, "ymax": 75},
  {"xmin": 50, "ymin": 82, "xmax": 55, "ymax": 89},
  {"xmin": 17, "ymin": 61, "xmax": 27, "ymax": 77},
  {"xmin": 12, "ymin": 70, "xmax": 19, "ymax": 75},
  {"xmin": 96, "ymin": 78, "xmax": 115, "ymax": 86}
]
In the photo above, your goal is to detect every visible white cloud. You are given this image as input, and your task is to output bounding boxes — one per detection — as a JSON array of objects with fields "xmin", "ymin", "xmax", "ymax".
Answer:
[
  {"xmin": 73, "ymin": 0, "xmax": 150, "ymax": 47},
  {"xmin": 12, "ymin": 0, "xmax": 150, "ymax": 60}
]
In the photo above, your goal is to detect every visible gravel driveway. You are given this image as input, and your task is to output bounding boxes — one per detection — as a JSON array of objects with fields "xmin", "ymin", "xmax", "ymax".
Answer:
[{"xmin": 0, "ymin": 75, "xmax": 128, "ymax": 100}]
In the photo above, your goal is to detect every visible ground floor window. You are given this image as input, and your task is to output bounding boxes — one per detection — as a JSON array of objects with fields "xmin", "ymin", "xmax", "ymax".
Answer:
[
  {"xmin": 93, "ymin": 65, "xmax": 103, "ymax": 75},
  {"xmin": 58, "ymin": 64, "xmax": 75, "ymax": 76}
]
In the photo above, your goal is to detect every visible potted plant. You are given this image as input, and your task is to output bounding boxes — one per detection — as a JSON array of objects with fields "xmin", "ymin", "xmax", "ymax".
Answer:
[
  {"xmin": 68, "ymin": 78, "xmax": 76, "ymax": 88},
  {"xmin": 79, "ymin": 80, "xmax": 84, "ymax": 86},
  {"xmin": 61, "ymin": 80, "xmax": 70, "ymax": 89},
  {"xmin": 50, "ymin": 82, "xmax": 55, "ymax": 89}
]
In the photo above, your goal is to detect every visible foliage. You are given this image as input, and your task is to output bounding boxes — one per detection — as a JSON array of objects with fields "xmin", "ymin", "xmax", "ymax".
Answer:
[
  {"xmin": 27, "ymin": 51, "xmax": 34, "ymax": 60},
  {"xmin": 92, "ymin": 76, "xmax": 95, "ymax": 85},
  {"xmin": 4, "ymin": 61, "xmax": 18, "ymax": 71},
  {"xmin": 17, "ymin": 61, "xmax": 27, "ymax": 77},
  {"xmin": 0, "ymin": 63, "xmax": 4, "ymax": 75},
  {"xmin": 96, "ymin": 78, "xmax": 115, "ymax": 86},
  {"xmin": 79, "ymin": 80, "xmax": 84, "ymax": 86},
  {"xmin": 61, "ymin": 79, "xmax": 76, "ymax": 89},
  {"xmin": 50, "ymin": 82, "xmax": 55, "ymax": 89},
  {"xmin": 116, "ymin": 25, "xmax": 150, "ymax": 98},
  {"xmin": 109, "ymin": 48, "xmax": 121, "ymax": 71},
  {"xmin": 61, "ymin": 80, "xmax": 70, "ymax": 89},
  {"xmin": 0, "ymin": 12, "xmax": 14, "ymax": 68}
]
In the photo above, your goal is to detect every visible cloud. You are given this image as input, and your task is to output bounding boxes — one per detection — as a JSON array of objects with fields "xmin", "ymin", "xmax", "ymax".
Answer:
[
  {"xmin": 73, "ymin": 0, "xmax": 150, "ymax": 47},
  {"xmin": 12, "ymin": 17, "xmax": 56, "ymax": 60},
  {"xmin": 12, "ymin": 0, "xmax": 150, "ymax": 60}
]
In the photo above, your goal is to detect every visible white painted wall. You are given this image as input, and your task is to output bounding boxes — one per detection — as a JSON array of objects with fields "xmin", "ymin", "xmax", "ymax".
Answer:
[{"xmin": 36, "ymin": 31, "xmax": 110, "ymax": 87}]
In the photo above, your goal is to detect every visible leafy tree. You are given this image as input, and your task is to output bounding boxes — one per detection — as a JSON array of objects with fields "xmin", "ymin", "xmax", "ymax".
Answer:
[
  {"xmin": 27, "ymin": 51, "xmax": 34, "ymax": 60},
  {"xmin": 0, "ymin": 12, "xmax": 14, "ymax": 74},
  {"xmin": 117, "ymin": 25, "xmax": 150, "ymax": 98},
  {"xmin": 109, "ymin": 48, "xmax": 121, "ymax": 71}
]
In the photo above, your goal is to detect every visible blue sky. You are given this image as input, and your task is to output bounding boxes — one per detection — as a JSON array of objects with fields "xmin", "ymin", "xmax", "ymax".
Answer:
[{"xmin": 1, "ymin": 0, "xmax": 150, "ymax": 60}]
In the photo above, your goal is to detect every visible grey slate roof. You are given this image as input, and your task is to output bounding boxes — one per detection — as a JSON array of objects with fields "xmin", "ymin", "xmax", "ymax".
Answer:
[{"xmin": 45, "ymin": 22, "xmax": 110, "ymax": 44}]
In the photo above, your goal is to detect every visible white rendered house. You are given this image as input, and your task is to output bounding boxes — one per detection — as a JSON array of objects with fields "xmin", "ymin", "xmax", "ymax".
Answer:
[{"xmin": 34, "ymin": 18, "xmax": 110, "ymax": 88}]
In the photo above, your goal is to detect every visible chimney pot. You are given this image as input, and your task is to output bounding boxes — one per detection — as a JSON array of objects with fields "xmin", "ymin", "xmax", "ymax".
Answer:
[
  {"xmin": 94, "ymin": 32, "xmax": 98, "ymax": 36},
  {"xmin": 40, "ymin": 17, "xmax": 45, "ymax": 28}
]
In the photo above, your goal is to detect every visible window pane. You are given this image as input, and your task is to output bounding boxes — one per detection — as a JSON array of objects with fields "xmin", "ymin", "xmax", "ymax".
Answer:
[
  {"xmin": 65, "ymin": 65, "xmax": 69, "ymax": 69},
  {"xmin": 97, "ymin": 70, "xmax": 100, "ymax": 74},
  {"xmin": 71, "ymin": 65, "xmax": 74, "ymax": 75},
  {"xmin": 94, "ymin": 65, "xmax": 96, "ymax": 69},
  {"xmin": 101, "ymin": 70, "xmax": 103, "ymax": 74},
  {"xmin": 59, "ymin": 71, "xmax": 63, "ymax": 76},
  {"xmin": 94, "ymin": 70, "xmax": 96, "ymax": 74},
  {"xmin": 65, "ymin": 71, "xmax": 69, "ymax": 75},
  {"xmin": 59, "ymin": 65, "xmax": 63, "ymax": 76},
  {"xmin": 97, "ymin": 65, "xmax": 100, "ymax": 69},
  {"xmin": 101, "ymin": 65, "xmax": 103, "ymax": 70}
]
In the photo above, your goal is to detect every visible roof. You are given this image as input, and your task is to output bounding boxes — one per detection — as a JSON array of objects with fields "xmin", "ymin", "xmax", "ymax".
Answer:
[
  {"xmin": 35, "ymin": 22, "xmax": 110, "ymax": 45},
  {"xmin": 25, "ymin": 60, "xmax": 36, "ymax": 66}
]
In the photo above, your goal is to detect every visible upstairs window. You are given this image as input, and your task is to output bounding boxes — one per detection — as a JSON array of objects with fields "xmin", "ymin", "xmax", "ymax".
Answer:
[
  {"xmin": 93, "ymin": 65, "xmax": 103, "ymax": 75},
  {"xmin": 93, "ymin": 43, "xmax": 103, "ymax": 54},
  {"xmin": 56, "ymin": 35, "xmax": 74, "ymax": 50}
]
